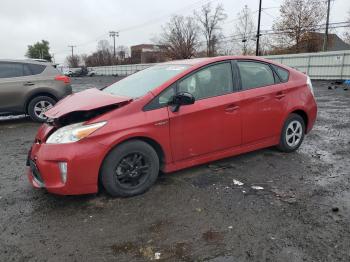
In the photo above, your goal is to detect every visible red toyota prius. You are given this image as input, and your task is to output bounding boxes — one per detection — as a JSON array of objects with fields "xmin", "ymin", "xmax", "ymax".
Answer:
[{"xmin": 27, "ymin": 56, "xmax": 317, "ymax": 197}]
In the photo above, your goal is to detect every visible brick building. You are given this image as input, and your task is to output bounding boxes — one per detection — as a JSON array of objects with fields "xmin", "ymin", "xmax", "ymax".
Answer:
[{"xmin": 130, "ymin": 44, "xmax": 168, "ymax": 64}]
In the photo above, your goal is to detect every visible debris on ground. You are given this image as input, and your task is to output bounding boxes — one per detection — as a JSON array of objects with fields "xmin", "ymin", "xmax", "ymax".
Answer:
[
  {"xmin": 233, "ymin": 179, "xmax": 244, "ymax": 186},
  {"xmin": 154, "ymin": 252, "xmax": 161, "ymax": 260},
  {"xmin": 332, "ymin": 207, "xmax": 339, "ymax": 212}
]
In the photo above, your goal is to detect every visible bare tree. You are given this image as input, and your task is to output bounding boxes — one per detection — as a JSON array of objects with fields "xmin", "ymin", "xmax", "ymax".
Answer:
[
  {"xmin": 195, "ymin": 3, "xmax": 227, "ymax": 57},
  {"xmin": 82, "ymin": 40, "xmax": 120, "ymax": 66},
  {"xmin": 97, "ymin": 40, "xmax": 112, "ymax": 52},
  {"xmin": 234, "ymin": 5, "xmax": 255, "ymax": 55},
  {"xmin": 272, "ymin": 0, "xmax": 326, "ymax": 53},
  {"xmin": 160, "ymin": 15, "xmax": 199, "ymax": 59},
  {"xmin": 66, "ymin": 55, "xmax": 80, "ymax": 68},
  {"xmin": 116, "ymin": 45, "xmax": 129, "ymax": 60}
]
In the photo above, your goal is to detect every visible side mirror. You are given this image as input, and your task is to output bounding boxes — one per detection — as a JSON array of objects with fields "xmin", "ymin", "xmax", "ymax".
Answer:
[{"xmin": 169, "ymin": 92, "xmax": 195, "ymax": 112}]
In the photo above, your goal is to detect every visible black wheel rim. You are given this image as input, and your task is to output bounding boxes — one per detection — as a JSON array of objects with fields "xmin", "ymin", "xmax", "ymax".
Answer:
[{"xmin": 114, "ymin": 153, "xmax": 150, "ymax": 189}]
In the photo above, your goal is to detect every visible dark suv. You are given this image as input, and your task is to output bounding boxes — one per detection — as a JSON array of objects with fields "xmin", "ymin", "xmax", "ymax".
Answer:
[{"xmin": 0, "ymin": 59, "xmax": 72, "ymax": 122}]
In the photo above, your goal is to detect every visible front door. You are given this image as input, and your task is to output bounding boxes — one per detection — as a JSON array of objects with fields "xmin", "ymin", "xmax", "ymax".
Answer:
[{"xmin": 168, "ymin": 62, "xmax": 242, "ymax": 162}]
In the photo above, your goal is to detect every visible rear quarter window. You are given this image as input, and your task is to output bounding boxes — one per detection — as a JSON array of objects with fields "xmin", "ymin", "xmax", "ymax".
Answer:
[
  {"xmin": 237, "ymin": 61, "xmax": 275, "ymax": 90},
  {"xmin": 27, "ymin": 63, "xmax": 46, "ymax": 75},
  {"xmin": 271, "ymin": 64, "xmax": 289, "ymax": 82}
]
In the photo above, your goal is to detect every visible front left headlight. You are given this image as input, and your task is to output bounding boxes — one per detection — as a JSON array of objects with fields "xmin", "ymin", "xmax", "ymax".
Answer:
[{"xmin": 46, "ymin": 121, "xmax": 107, "ymax": 144}]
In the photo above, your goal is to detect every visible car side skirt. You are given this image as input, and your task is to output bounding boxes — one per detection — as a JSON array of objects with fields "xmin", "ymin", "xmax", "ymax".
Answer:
[{"xmin": 163, "ymin": 136, "xmax": 280, "ymax": 173}]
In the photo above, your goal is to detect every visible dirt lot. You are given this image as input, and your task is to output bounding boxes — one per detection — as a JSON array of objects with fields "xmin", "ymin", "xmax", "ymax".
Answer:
[{"xmin": 0, "ymin": 77, "xmax": 349, "ymax": 262}]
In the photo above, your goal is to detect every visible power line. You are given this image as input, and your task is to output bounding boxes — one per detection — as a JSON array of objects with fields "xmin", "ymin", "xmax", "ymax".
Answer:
[
  {"xmin": 118, "ymin": 0, "xmax": 217, "ymax": 33},
  {"xmin": 53, "ymin": 0, "xmax": 217, "ymax": 58}
]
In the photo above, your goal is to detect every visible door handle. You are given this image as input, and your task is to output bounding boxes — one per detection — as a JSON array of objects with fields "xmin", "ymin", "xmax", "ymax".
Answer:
[
  {"xmin": 275, "ymin": 92, "xmax": 286, "ymax": 99},
  {"xmin": 225, "ymin": 105, "xmax": 239, "ymax": 112},
  {"xmin": 24, "ymin": 82, "xmax": 35, "ymax": 86}
]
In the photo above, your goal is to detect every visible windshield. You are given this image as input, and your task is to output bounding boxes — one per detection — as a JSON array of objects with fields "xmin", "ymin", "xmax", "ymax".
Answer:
[{"xmin": 103, "ymin": 64, "xmax": 190, "ymax": 98}]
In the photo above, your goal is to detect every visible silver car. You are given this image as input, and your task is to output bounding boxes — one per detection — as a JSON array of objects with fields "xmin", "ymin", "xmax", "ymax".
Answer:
[{"xmin": 0, "ymin": 59, "xmax": 72, "ymax": 122}]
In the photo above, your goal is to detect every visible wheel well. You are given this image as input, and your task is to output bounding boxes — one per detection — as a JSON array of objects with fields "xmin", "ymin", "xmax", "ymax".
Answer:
[
  {"xmin": 291, "ymin": 110, "xmax": 308, "ymax": 132},
  {"xmin": 105, "ymin": 137, "xmax": 166, "ymax": 169},
  {"xmin": 25, "ymin": 92, "xmax": 58, "ymax": 113},
  {"xmin": 97, "ymin": 137, "xmax": 166, "ymax": 192},
  {"xmin": 131, "ymin": 137, "xmax": 166, "ymax": 169}
]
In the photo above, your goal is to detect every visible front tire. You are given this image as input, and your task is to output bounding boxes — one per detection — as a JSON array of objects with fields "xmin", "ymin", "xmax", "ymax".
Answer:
[
  {"xmin": 277, "ymin": 113, "xmax": 305, "ymax": 152},
  {"xmin": 101, "ymin": 140, "xmax": 160, "ymax": 197},
  {"xmin": 27, "ymin": 96, "xmax": 56, "ymax": 122}
]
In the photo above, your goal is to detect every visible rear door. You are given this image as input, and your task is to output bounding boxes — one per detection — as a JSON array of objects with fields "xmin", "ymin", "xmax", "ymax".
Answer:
[
  {"xmin": 236, "ymin": 60, "xmax": 286, "ymax": 144},
  {"xmin": 0, "ymin": 62, "xmax": 47, "ymax": 112},
  {"xmin": 168, "ymin": 61, "xmax": 242, "ymax": 162},
  {"xmin": 0, "ymin": 62, "xmax": 29, "ymax": 111}
]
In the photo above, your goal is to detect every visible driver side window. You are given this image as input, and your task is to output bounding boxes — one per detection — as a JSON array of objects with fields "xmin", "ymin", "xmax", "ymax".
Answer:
[{"xmin": 178, "ymin": 62, "xmax": 233, "ymax": 100}]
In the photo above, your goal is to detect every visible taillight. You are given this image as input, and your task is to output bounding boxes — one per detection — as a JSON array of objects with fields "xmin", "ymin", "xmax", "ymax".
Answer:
[{"xmin": 55, "ymin": 75, "xmax": 70, "ymax": 84}]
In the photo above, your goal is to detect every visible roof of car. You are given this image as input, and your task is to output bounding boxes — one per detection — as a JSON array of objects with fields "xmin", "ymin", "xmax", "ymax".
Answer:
[{"xmin": 161, "ymin": 56, "xmax": 272, "ymax": 66}]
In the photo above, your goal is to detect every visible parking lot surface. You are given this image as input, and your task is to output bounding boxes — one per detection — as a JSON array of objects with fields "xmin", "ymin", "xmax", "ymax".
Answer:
[{"xmin": 0, "ymin": 77, "xmax": 349, "ymax": 261}]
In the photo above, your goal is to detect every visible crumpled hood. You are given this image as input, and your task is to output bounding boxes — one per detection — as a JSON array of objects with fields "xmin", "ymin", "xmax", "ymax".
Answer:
[{"xmin": 45, "ymin": 88, "xmax": 132, "ymax": 119}]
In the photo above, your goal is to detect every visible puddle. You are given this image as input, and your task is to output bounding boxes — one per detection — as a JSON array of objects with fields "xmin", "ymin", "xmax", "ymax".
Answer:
[
  {"xmin": 148, "ymin": 219, "xmax": 172, "ymax": 234},
  {"xmin": 111, "ymin": 240, "xmax": 192, "ymax": 260},
  {"xmin": 206, "ymin": 255, "xmax": 236, "ymax": 262},
  {"xmin": 202, "ymin": 230, "xmax": 224, "ymax": 243},
  {"xmin": 187, "ymin": 173, "xmax": 222, "ymax": 189}
]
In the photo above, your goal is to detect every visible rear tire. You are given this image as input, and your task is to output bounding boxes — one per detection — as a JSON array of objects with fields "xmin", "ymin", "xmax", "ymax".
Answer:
[
  {"xmin": 277, "ymin": 113, "xmax": 305, "ymax": 153},
  {"xmin": 101, "ymin": 140, "xmax": 159, "ymax": 197},
  {"xmin": 27, "ymin": 96, "xmax": 56, "ymax": 122}
]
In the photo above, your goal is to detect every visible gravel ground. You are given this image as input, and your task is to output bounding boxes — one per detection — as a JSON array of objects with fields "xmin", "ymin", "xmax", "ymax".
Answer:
[{"xmin": 0, "ymin": 77, "xmax": 349, "ymax": 262}]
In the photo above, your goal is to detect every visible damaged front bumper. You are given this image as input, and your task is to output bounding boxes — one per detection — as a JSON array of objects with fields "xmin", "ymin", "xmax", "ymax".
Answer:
[{"xmin": 27, "ymin": 139, "xmax": 108, "ymax": 195}]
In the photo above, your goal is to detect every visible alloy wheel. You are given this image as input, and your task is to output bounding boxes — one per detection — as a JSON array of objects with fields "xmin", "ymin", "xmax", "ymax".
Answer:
[
  {"xmin": 33, "ymin": 101, "xmax": 53, "ymax": 120},
  {"xmin": 285, "ymin": 120, "xmax": 303, "ymax": 147},
  {"xmin": 115, "ymin": 153, "xmax": 149, "ymax": 189}
]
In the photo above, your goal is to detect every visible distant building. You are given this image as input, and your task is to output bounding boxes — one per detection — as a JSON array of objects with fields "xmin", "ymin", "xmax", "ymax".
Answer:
[
  {"xmin": 269, "ymin": 32, "xmax": 350, "ymax": 55},
  {"xmin": 130, "ymin": 44, "xmax": 168, "ymax": 64},
  {"xmin": 300, "ymin": 32, "xmax": 350, "ymax": 52}
]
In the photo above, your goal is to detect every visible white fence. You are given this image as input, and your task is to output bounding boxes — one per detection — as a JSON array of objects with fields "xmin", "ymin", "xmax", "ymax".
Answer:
[
  {"xmin": 264, "ymin": 50, "xmax": 350, "ymax": 80},
  {"xmin": 87, "ymin": 64, "xmax": 152, "ymax": 76},
  {"xmin": 80, "ymin": 50, "xmax": 350, "ymax": 80}
]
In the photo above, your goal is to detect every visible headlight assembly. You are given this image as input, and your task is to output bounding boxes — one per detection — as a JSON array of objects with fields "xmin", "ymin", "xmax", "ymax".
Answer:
[{"xmin": 46, "ymin": 121, "xmax": 107, "ymax": 144}]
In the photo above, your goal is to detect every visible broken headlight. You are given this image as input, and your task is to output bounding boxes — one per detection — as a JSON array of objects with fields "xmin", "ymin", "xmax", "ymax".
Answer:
[{"xmin": 46, "ymin": 121, "xmax": 107, "ymax": 144}]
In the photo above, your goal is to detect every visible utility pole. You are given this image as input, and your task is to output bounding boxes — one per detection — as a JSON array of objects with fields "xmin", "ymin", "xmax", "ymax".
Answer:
[
  {"xmin": 323, "ymin": 0, "xmax": 331, "ymax": 52},
  {"xmin": 109, "ymin": 31, "xmax": 119, "ymax": 57},
  {"xmin": 68, "ymin": 45, "xmax": 76, "ymax": 57},
  {"xmin": 255, "ymin": 0, "xmax": 262, "ymax": 56}
]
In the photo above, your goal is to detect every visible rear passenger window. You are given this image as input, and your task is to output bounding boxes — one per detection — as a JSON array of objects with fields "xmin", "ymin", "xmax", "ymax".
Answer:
[
  {"xmin": 0, "ymin": 62, "xmax": 46, "ymax": 78},
  {"xmin": 0, "ymin": 63, "xmax": 24, "ymax": 78},
  {"xmin": 237, "ymin": 61, "xmax": 275, "ymax": 90},
  {"xmin": 271, "ymin": 64, "xmax": 289, "ymax": 82}
]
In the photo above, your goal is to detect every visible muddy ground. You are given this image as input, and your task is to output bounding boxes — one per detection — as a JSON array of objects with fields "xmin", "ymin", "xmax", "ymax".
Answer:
[{"xmin": 0, "ymin": 77, "xmax": 349, "ymax": 262}]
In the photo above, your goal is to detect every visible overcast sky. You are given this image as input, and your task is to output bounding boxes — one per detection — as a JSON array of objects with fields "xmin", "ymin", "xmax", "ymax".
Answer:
[{"xmin": 0, "ymin": 0, "xmax": 349, "ymax": 64}]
